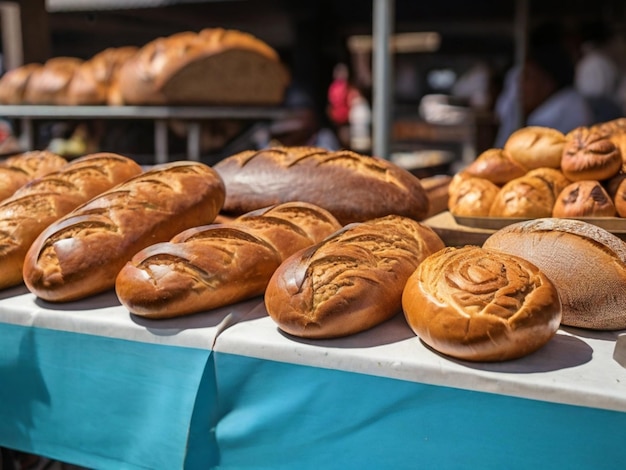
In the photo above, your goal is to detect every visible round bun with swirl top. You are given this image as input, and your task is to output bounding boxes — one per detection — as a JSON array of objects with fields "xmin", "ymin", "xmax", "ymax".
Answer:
[{"xmin": 402, "ymin": 245, "xmax": 561, "ymax": 362}]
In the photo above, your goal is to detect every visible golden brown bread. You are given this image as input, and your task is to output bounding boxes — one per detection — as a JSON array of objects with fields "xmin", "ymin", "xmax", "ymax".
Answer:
[
  {"xmin": 116, "ymin": 202, "xmax": 341, "ymax": 318},
  {"xmin": 483, "ymin": 217, "xmax": 626, "ymax": 330},
  {"xmin": 0, "ymin": 151, "xmax": 68, "ymax": 202},
  {"xmin": 464, "ymin": 148, "xmax": 528, "ymax": 185},
  {"xmin": 552, "ymin": 180, "xmax": 616, "ymax": 217},
  {"xmin": 0, "ymin": 153, "xmax": 142, "ymax": 290},
  {"xmin": 0, "ymin": 63, "xmax": 42, "ymax": 104},
  {"xmin": 117, "ymin": 28, "xmax": 289, "ymax": 105},
  {"xmin": 503, "ymin": 126, "xmax": 566, "ymax": 170},
  {"xmin": 265, "ymin": 215, "xmax": 445, "ymax": 339},
  {"xmin": 612, "ymin": 175, "xmax": 626, "ymax": 217},
  {"xmin": 23, "ymin": 161, "xmax": 225, "ymax": 302},
  {"xmin": 214, "ymin": 146, "xmax": 430, "ymax": 225},
  {"xmin": 448, "ymin": 175, "xmax": 499, "ymax": 217},
  {"xmin": 402, "ymin": 245, "xmax": 562, "ymax": 362},
  {"xmin": 66, "ymin": 46, "xmax": 139, "ymax": 105},
  {"xmin": 561, "ymin": 127, "xmax": 621, "ymax": 181},
  {"xmin": 487, "ymin": 168, "xmax": 570, "ymax": 218},
  {"xmin": 23, "ymin": 57, "xmax": 84, "ymax": 105}
]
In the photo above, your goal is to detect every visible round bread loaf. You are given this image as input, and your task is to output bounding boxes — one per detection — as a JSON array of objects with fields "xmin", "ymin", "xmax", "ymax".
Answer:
[
  {"xmin": 552, "ymin": 180, "xmax": 616, "ymax": 217},
  {"xmin": 503, "ymin": 126, "xmax": 565, "ymax": 170},
  {"xmin": 0, "ymin": 63, "xmax": 42, "ymax": 104},
  {"xmin": 402, "ymin": 245, "xmax": 561, "ymax": 362},
  {"xmin": 483, "ymin": 218, "xmax": 626, "ymax": 330},
  {"xmin": 265, "ymin": 215, "xmax": 445, "ymax": 339},
  {"xmin": 448, "ymin": 175, "xmax": 499, "ymax": 216},
  {"xmin": 561, "ymin": 127, "xmax": 621, "ymax": 181},
  {"xmin": 464, "ymin": 148, "xmax": 528, "ymax": 184},
  {"xmin": 611, "ymin": 176, "xmax": 626, "ymax": 217}
]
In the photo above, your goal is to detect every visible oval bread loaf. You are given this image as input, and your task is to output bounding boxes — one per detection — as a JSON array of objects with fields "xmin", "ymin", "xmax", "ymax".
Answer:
[
  {"xmin": 214, "ymin": 146, "xmax": 430, "ymax": 225},
  {"xmin": 483, "ymin": 218, "xmax": 626, "ymax": 330},
  {"xmin": 0, "ymin": 151, "xmax": 67, "ymax": 202},
  {"xmin": 116, "ymin": 201, "xmax": 341, "ymax": 318},
  {"xmin": 0, "ymin": 152, "xmax": 142, "ymax": 290},
  {"xmin": 265, "ymin": 215, "xmax": 445, "ymax": 339},
  {"xmin": 402, "ymin": 245, "xmax": 562, "ymax": 362},
  {"xmin": 23, "ymin": 161, "xmax": 225, "ymax": 302}
]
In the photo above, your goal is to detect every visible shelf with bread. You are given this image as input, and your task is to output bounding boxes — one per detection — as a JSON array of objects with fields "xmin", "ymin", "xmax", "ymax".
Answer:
[
  {"xmin": 0, "ymin": 145, "xmax": 624, "ymax": 468},
  {"xmin": 0, "ymin": 27, "xmax": 293, "ymax": 164}
]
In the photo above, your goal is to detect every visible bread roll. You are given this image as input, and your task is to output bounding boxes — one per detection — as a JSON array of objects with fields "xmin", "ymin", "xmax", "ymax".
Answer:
[
  {"xmin": 23, "ymin": 161, "xmax": 225, "ymax": 302},
  {"xmin": 561, "ymin": 127, "xmax": 621, "ymax": 181},
  {"xmin": 448, "ymin": 175, "xmax": 499, "ymax": 217},
  {"xmin": 464, "ymin": 148, "xmax": 528, "ymax": 185},
  {"xmin": 0, "ymin": 151, "xmax": 67, "ymax": 202},
  {"xmin": 402, "ymin": 245, "xmax": 561, "ymax": 362},
  {"xmin": 23, "ymin": 57, "xmax": 83, "ymax": 105},
  {"xmin": 0, "ymin": 153, "xmax": 142, "ymax": 290},
  {"xmin": 0, "ymin": 63, "xmax": 42, "ymax": 104},
  {"xmin": 214, "ymin": 146, "xmax": 430, "ymax": 225},
  {"xmin": 483, "ymin": 217, "xmax": 626, "ymax": 330},
  {"xmin": 265, "ymin": 215, "xmax": 445, "ymax": 339},
  {"xmin": 116, "ymin": 202, "xmax": 341, "ymax": 318},
  {"xmin": 612, "ymin": 176, "xmax": 626, "ymax": 217},
  {"xmin": 488, "ymin": 167, "xmax": 570, "ymax": 218},
  {"xmin": 66, "ymin": 46, "xmax": 139, "ymax": 105},
  {"xmin": 552, "ymin": 180, "xmax": 616, "ymax": 217},
  {"xmin": 117, "ymin": 28, "xmax": 289, "ymax": 105},
  {"xmin": 504, "ymin": 126, "xmax": 566, "ymax": 170}
]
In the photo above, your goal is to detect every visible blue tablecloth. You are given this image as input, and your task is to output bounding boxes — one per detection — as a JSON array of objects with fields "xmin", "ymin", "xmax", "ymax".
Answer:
[{"xmin": 1, "ymin": 287, "xmax": 625, "ymax": 469}]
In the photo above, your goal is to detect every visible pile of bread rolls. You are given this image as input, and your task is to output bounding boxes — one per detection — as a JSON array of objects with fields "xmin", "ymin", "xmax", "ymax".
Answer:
[
  {"xmin": 0, "ymin": 28, "xmax": 289, "ymax": 106},
  {"xmin": 449, "ymin": 119, "xmax": 626, "ymax": 219}
]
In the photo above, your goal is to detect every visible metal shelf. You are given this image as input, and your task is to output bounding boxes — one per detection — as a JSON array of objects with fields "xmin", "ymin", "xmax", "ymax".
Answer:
[{"xmin": 0, "ymin": 104, "xmax": 293, "ymax": 163}]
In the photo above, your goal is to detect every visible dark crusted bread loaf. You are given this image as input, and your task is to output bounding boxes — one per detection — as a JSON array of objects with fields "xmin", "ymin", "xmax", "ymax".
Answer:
[
  {"xmin": 214, "ymin": 146, "xmax": 430, "ymax": 225},
  {"xmin": 0, "ymin": 153, "xmax": 142, "ymax": 290},
  {"xmin": 265, "ymin": 215, "xmax": 445, "ymax": 339},
  {"xmin": 23, "ymin": 161, "xmax": 225, "ymax": 302},
  {"xmin": 116, "ymin": 201, "xmax": 341, "ymax": 318},
  {"xmin": 0, "ymin": 151, "xmax": 68, "ymax": 202}
]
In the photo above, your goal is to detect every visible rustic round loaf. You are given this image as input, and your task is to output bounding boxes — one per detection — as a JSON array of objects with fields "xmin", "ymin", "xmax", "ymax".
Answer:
[
  {"xmin": 464, "ymin": 148, "xmax": 528, "ymax": 185},
  {"xmin": 483, "ymin": 217, "xmax": 626, "ymax": 330},
  {"xmin": 503, "ymin": 126, "xmax": 565, "ymax": 170},
  {"xmin": 561, "ymin": 127, "xmax": 622, "ymax": 181},
  {"xmin": 552, "ymin": 180, "xmax": 616, "ymax": 217},
  {"xmin": 448, "ymin": 175, "xmax": 499, "ymax": 216},
  {"xmin": 402, "ymin": 245, "xmax": 561, "ymax": 362}
]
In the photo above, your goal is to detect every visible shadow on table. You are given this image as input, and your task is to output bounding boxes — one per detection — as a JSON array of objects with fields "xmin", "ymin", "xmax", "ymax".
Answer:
[
  {"xmin": 0, "ymin": 285, "xmax": 29, "ymax": 300},
  {"xmin": 33, "ymin": 289, "xmax": 121, "ymax": 310}
]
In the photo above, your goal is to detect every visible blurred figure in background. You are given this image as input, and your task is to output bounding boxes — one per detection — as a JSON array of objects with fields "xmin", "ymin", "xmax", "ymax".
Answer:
[{"xmin": 327, "ymin": 62, "xmax": 357, "ymax": 148}]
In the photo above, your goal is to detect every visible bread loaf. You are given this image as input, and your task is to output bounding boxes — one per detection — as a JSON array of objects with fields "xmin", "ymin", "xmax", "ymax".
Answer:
[
  {"xmin": 0, "ymin": 151, "xmax": 67, "ymax": 202},
  {"xmin": 464, "ymin": 148, "xmax": 527, "ymax": 185},
  {"xmin": 23, "ymin": 57, "xmax": 83, "ymax": 105},
  {"xmin": 117, "ymin": 28, "xmax": 289, "ymax": 105},
  {"xmin": 0, "ymin": 63, "xmax": 42, "ymax": 104},
  {"xmin": 552, "ymin": 180, "xmax": 616, "ymax": 217},
  {"xmin": 448, "ymin": 175, "xmax": 499, "ymax": 216},
  {"xmin": 116, "ymin": 202, "xmax": 341, "ymax": 318},
  {"xmin": 23, "ymin": 161, "xmax": 225, "ymax": 302},
  {"xmin": 503, "ymin": 126, "xmax": 566, "ymax": 170},
  {"xmin": 66, "ymin": 46, "xmax": 139, "ymax": 105},
  {"xmin": 214, "ymin": 146, "xmax": 430, "ymax": 225},
  {"xmin": 483, "ymin": 218, "xmax": 626, "ymax": 330},
  {"xmin": 265, "ymin": 215, "xmax": 445, "ymax": 339},
  {"xmin": 0, "ymin": 153, "xmax": 142, "ymax": 290},
  {"xmin": 402, "ymin": 245, "xmax": 562, "ymax": 362},
  {"xmin": 561, "ymin": 127, "xmax": 621, "ymax": 181}
]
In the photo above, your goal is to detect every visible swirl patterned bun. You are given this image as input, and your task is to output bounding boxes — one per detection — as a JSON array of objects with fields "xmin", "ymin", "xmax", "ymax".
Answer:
[
  {"xmin": 561, "ymin": 127, "xmax": 622, "ymax": 181},
  {"xmin": 402, "ymin": 245, "xmax": 562, "ymax": 361},
  {"xmin": 552, "ymin": 180, "xmax": 616, "ymax": 218}
]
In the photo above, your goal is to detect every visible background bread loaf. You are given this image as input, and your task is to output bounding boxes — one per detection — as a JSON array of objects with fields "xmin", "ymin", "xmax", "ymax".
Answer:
[
  {"xmin": 214, "ymin": 146, "xmax": 430, "ymax": 225},
  {"xmin": 0, "ymin": 63, "xmax": 42, "ymax": 104},
  {"xmin": 402, "ymin": 245, "xmax": 562, "ymax": 362},
  {"xmin": 0, "ymin": 151, "xmax": 67, "ymax": 202},
  {"xmin": 265, "ymin": 215, "xmax": 445, "ymax": 339},
  {"xmin": 483, "ymin": 218, "xmax": 626, "ymax": 330},
  {"xmin": 23, "ymin": 57, "xmax": 83, "ymax": 105},
  {"xmin": 116, "ymin": 202, "xmax": 341, "ymax": 318},
  {"xmin": 0, "ymin": 153, "xmax": 142, "ymax": 290},
  {"xmin": 23, "ymin": 161, "xmax": 225, "ymax": 302}
]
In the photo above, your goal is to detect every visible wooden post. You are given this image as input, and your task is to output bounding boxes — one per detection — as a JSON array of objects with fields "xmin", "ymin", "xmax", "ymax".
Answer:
[{"xmin": 19, "ymin": 0, "xmax": 50, "ymax": 65}]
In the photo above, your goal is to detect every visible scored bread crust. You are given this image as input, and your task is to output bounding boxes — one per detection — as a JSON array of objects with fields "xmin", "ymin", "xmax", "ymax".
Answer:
[
  {"xmin": 552, "ymin": 180, "xmax": 616, "ymax": 217},
  {"xmin": 402, "ymin": 245, "xmax": 562, "ymax": 362},
  {"xmin": 503, "ymin": 126, "xmax": 566, "ymax": 170},
  {"xmin": 214, "ymin": 146, "xmax": 430, "ymax": 225},
  {"xmin": 464, "ymin": 148, "xmax": 528, "ymax": 185},
  {"xmin": 0, "ymin": 153, "xmax": 142, "ymax": 290},
  {"xmin": 115, "ymin": 202, "xmax": 341, "ymax": 318},
  {"xmin": 0, "ymin": 151, "xmax": 68, "ymax": 202},
  {"xmin": 483, "ymin": 217, "xmax": 626, "ymax": 330},
  {"xmin": 264, "ymin": 215, "xmax": 445, "ymax": 339},
  {"xmin": 23, "ymin": 161, "xmax": 225, "ymax": 302},
  {"xmin": 561, "ymin": 127, "xmax": 622, "ymax": 181}
]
